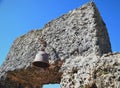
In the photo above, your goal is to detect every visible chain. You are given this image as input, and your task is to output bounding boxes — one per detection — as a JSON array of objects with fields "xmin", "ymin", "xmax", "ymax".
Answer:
[{"xmin": 38, "ymin": 38, "xmax": 47, "ymax": 51}]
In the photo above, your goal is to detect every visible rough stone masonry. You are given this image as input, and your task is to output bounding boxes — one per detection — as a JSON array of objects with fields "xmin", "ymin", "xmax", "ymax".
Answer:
[{"xmin": 0, "ymin": 2, "xmax": 120, "ymax": 88}]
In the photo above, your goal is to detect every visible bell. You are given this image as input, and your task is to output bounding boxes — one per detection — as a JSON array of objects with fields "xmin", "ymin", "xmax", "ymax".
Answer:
[{"xmin": 32, "ymin": 50, "xmax": 50, "ymax": 68}]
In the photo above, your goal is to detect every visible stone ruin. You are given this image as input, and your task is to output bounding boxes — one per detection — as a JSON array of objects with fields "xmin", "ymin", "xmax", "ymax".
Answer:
[{"xmin": 0, "ymin": 2, "xmax": 120, "ymax": 88}]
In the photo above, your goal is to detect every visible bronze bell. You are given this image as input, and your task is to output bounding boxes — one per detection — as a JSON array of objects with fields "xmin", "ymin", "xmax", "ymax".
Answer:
[{"xmin": 32, "ymin": 50, "xmax": 50, "ymax": 68}]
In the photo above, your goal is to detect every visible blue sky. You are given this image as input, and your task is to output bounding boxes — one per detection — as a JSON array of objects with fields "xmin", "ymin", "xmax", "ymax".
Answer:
[{"xmin": 0, "ymin": 0, "xmax": 120, "ymax": 87}]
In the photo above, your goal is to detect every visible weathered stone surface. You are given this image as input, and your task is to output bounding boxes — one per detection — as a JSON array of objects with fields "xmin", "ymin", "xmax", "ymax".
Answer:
[
  {"xmin": 60, "ymin": 53, "xmax": 120, "ymax": 88},
  {"xmin": 0, "ymin": 2, "xmax": 119, "ymax": 88}
]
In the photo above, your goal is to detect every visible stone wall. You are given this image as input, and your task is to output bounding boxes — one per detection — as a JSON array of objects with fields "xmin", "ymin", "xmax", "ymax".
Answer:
[
  {"xmin": 0, "ymin": 2, "xmax": 119, "ymax": 88},
  {"xmin": 60, "ymin": 52, "xmax": 120, "ymax": 88}
]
